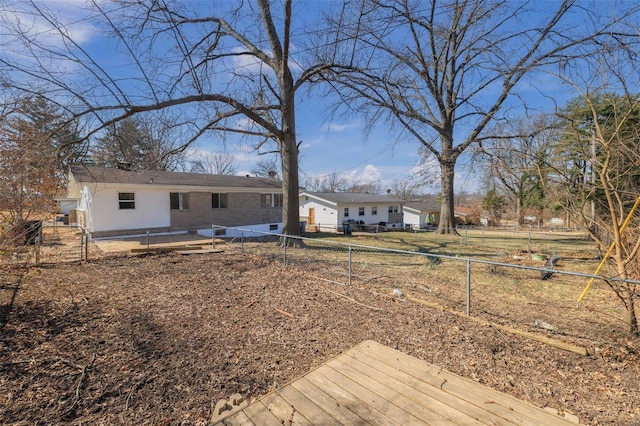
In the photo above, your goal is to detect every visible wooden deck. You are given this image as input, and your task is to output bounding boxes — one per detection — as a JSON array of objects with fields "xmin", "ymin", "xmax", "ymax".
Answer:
[{"xmin": 215, "ymin": 340, "xmax": 578, "ymax": 425}]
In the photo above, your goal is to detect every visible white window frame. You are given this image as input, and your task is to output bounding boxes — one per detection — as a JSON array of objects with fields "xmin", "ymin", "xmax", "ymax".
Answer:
[
  {"xmin": 118, "ymin": 192, "xmax": 135, "ymax": 210},
  {"xmin": 170, "ymin": 192, "xmax": 190, "ymax": 210}
]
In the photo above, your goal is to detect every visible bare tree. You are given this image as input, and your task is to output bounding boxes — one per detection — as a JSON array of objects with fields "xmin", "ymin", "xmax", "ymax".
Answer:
[
  {"xmin": 251, "ymin": 156, "xmax": 281, "ymax": 180},
  {"xmin": 479, "ymin": 116, "xmax": 559, "ymax": 225},
  {"xmin": 391, "ymin": 178, "xmax": 422, "ymax": 201},
  {"xmin": 190, "ymin": 152, "xmax": 237, "ymax": 175},
  {"xmin": 346, "ymin": 181, "xmax": 381, "ymax": 194},
  {"xmin": 302, "ymin": 171, "xmax": 348, "ymax": 193},
  {"xmin": 554, "ymin": 92, "xmax": 640, "ymax": 335},
  {"xmin": 546, "ymin": 22, "xmax": 640, "ymax": 335},
  {"xmin": 320, "ymin": 0, "xmax": 632, "ymax": 234},
  {"xmin": 92, "ymin": 115, "xmax": 187, "ymax": 171},
  {"xmin": 0, "ymin": 0, "xmax": 340, "ymax": 238}
]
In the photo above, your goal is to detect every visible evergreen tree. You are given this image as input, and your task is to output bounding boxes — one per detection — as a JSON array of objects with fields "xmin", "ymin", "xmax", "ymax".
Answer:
[{"xmin": 21, "ymin": 95, "xmax": 87, "ymax": 173}]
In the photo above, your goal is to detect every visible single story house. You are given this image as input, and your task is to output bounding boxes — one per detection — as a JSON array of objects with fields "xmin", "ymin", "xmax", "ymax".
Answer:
[
  {"xmin": 299, "ymin": 192, "xmax": 404, "ymax": 232},
  {"xmin": 66, "ymin": 165, "xmax": 284, "ymax": 236},
  {"xmin": 55, "ymin": 197, "xmax": 78, "ymax": 215},
  {"xmin": 403, "ymin": 201, "xmax": 441, "ymax": 229}
]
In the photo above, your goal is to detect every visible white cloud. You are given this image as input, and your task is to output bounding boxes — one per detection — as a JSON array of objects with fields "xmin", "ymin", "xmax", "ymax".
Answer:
[
  {"xmin": 231, "ymin": 45, "xmax": 302, "ymax": 75},
  {"xmin": 360, "ymin": 164, "xmax": 382, "ymax": 183},
  {"xmin": 231, "ymin": 47, "xmax": 266, "ymax": 74},
  {"xmin": 325, "ymin": 122, "xmax": 360, "ymax": 132},
  {"xmin": 0, "ymin": 3, "xmax": 100, "ymax": 56},
  {"xmin": 347, "ymin": 164, "xmax": 381, "ymax": 185}
]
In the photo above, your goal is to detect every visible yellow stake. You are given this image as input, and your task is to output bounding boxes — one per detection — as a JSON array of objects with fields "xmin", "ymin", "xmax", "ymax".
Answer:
[{"xmin": 578, "ymin": 196, "xmax": 640, "ymax": 304}]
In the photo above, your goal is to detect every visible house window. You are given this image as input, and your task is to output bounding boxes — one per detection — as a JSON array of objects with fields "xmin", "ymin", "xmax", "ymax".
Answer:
[
  {"xmin": 170, "ymin": 192, "xmax": 189, "ymax": 210},
  {"xmin": 269, "ymin": 224, "xmax": 278, "ymax": 231},
  {"xmin": 344, "ymin": 207, "xmax": 349, "ymax": 217},
  {"xmin": 211, "ymin": 193, "xmax": 228, "ymax": 209},
  {"xmin": 388, "ymin": 205, "xmax": 399, "ymax": 214},
  {"xmin": 261, "ymin": 193, "xmax": 283, "ymax": 208},
  {"xmin": 359, "ymin": 207, "xmax": 365, "ymax": 216},
  {"xmin": 118, "ymin": 192, "xmax": 135, "ymax": 210},
  {"xmin": 372, "ymin": 206, "xmax": 378, "ymax": 215}
]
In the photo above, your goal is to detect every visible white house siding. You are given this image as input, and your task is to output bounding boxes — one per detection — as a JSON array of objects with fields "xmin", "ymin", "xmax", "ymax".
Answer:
[
  {"xmin": 299, "ymin": 199, "xmax": 338, "ymax": 227},
  {"xmin": 83, "ymin": 184, "xmax": 170, "ymax": 233},
  {"xmin": 404, "ymin": 210, "xmax": 422, "ymax": 227},
  {"xmin": 342, "ymin": 205, "xmax": 389, "ymax": 225},
  {"xmin": 300, "ymin": 198, "xmax": 392, "ymax": 227}
]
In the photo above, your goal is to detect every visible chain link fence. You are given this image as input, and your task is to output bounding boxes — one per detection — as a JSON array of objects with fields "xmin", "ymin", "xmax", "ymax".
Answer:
[
  {"xmin": 3, "ymin": 220, "xmax": 634, "ymax": 348},
  {"xmin": 216, "ymin": 225, "xmax": 636, "ymax": 349},
  {"xmin": 1, "ymin": 222, "xmax": 90, "ymax": 266}
]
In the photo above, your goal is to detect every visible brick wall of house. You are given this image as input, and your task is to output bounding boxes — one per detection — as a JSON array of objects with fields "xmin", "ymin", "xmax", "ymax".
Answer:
[{"xmin": 170, "ymin": 191, "xmax": 282, "ymax": 230}]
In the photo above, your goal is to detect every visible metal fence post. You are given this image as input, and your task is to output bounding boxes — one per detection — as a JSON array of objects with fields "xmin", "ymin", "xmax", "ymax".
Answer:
[
  {"xmin": 466, "ymin": 258, "xmax": 471, "ymax": 316},
  {"xmin": 241, "ymin": 230, "xmax": 245, "ymax": 253},
  {"xmin": 146, "ymin": 230, "xmax": 150, "ymax": 253},
  {"xmin": 283, "ymin": 235, "xmax": 287, "ymax": 265},
  {"xmin": 80, "ymin": 228, "xmax": 85, "ymax": 262},
  {"xmin": 348, "ymin": 243, "xmax": 352, "ymax": 286},
  {"xmin": 35, "ymin": 233, "xmax": 41, "ymax": 264},
  {"xmin": 85, "ymin": 231, "xmax": 90, "ymax": 261}
]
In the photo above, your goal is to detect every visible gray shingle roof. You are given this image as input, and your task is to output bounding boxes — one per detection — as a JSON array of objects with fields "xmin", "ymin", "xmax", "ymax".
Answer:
[
  {"xmin": 301, "ymin": 192, "xmax": 403, "ymax": 204},
  {"xmin": 70, "ymin": 165, "xmax": 282, "ymax": 189},
  {"xmin": 404, "ymin": 201, "xmax": 441, "ymax": 212}
]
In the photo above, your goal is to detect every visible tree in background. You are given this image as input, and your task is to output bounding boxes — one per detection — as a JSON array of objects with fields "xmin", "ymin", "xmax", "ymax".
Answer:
[
  {"xmin": 21, "ymin": 95, "xmax": 88, "ymax": 176},
  {"xmin": 190, "ymin": 152, "xmax": 237, "ymax": 175},
  {"xmin": 92, "ymin": 115, "xmax": 187, "ymax": 171},
  {"xmin": 479, "ymin": 116, "xmax": 557, "ymax": 225},
  {"xmin": 346, "ymin": 181, "xmax": 382, "ymax": 194},
  {"xmin": 0, "ymin": 98, "xmax": 62, "ymax": 232},
  {"xmin": 390, "ymin": 178, "xmax": 422, "ymax": 201},
  {"xmin": 482, "ymin": 187, "xmax": 506, "ymax": 225},
  {"xmin": 302, "ymin": 172, "xmax": 348, "ymax": 193},
  {"xmin": 320, "ymin": 0, "xmax": 633, "ymax": 235},
  {"xmin": 251, "ymin": 157, "xmax": 281, "ymax": 180}
]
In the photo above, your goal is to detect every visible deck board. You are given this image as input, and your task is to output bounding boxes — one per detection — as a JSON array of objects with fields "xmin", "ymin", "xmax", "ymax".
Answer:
[
  {"xmin": 343, "ymin": 344, "xmax": 508, "ymax": 425},
  {"xmin": 217, "ymin": 340, "xmax": 577, "ymax": 425},
  {"xmin": 290, "ymin": 376, "xmax": 370, "ymax": 424}
]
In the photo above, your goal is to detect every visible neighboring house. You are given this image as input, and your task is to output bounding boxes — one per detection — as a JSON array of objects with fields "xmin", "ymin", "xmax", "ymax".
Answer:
[
  {"xmin": 403, "ymin": 201, "xmax": 441, "ymax": 229},
  {"xmin": 299, "ymin": 192, "xmax": 404, "ymax": 232},
  {"xmin": 55, "ymin": 197, "xmax": 78, "ymax": 215},
  {"xmin": 67, "ymin": 165, "xmax": 283, "ymax": 236}
]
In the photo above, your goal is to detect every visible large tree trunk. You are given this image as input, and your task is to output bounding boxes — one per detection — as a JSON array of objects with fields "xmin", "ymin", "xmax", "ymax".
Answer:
[
  {"xmin": 279, "ymin": 64, "xmax": 301, "ymax": 237},
  {"xmin": 281, "ymin": 132, "xmax": 300, "ymax": 237},
  {"xmin": 437, "ymin": 160, "xmax": 456, "ymax": 235}
]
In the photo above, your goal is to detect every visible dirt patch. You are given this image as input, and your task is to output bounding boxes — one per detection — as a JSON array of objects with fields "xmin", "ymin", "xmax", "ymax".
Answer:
[{"xmin": 1, "ymin": 250, "xmax": 639, "ymax": 425}]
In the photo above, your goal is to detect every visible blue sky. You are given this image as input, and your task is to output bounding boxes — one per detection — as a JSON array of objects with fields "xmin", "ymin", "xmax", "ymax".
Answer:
[{"xmin": 0, "ymin": 0, "xmax": 608, "ymax": 194}]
